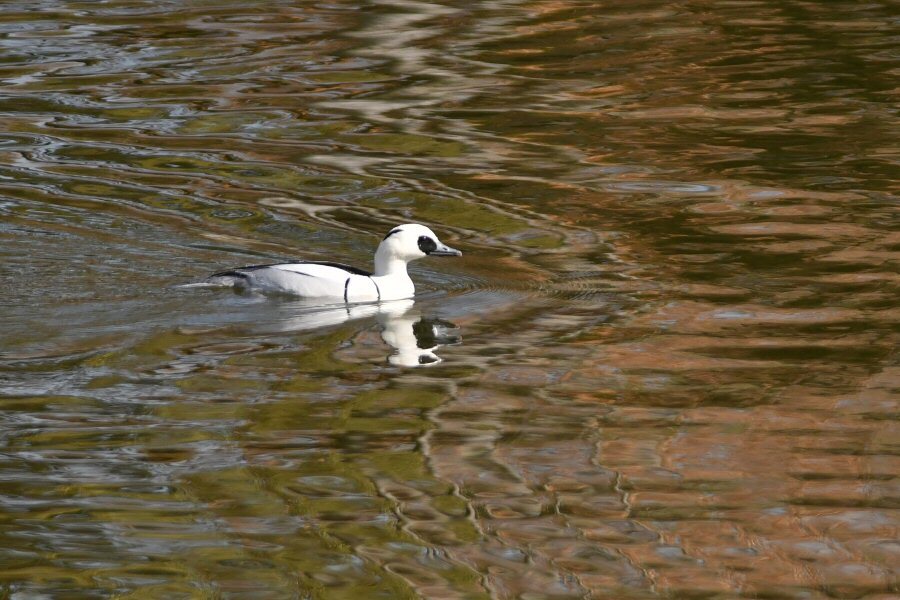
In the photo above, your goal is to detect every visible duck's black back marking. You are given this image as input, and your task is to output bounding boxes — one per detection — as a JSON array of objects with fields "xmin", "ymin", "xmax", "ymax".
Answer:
[
  {"xmin": 212, "ymin": 260, "xmax": 371, "ymax": 278},
  {"xmin": 211, "ymin": 263, "xmax": 278, "ymax": 277},
  {"xmin": 212, "ymin": 269, "xmax": 250, "ymax": 279},
  {"xmin": 306, "ymin": 261, "xmax": 372, "ymax": 276},
  {"xmin": 383, "ymin": 228, "xmax": 402, "ymax": 240}
]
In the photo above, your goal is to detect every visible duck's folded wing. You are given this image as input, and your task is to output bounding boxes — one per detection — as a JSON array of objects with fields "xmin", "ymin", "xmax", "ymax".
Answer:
[{"xmin": 207, "ymin": 261, "xmax": 370, "ymax": 298}]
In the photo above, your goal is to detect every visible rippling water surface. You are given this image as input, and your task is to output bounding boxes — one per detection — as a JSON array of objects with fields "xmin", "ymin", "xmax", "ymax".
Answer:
[{"xmin": 1, "ymin": 1, "xmax": 897, "ymax": 598}]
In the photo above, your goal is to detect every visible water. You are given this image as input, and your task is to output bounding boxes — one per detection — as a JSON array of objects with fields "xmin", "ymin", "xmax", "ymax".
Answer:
[{"xmin": 1, "ymin": 1, "xmax": 897, "ymax": 598}]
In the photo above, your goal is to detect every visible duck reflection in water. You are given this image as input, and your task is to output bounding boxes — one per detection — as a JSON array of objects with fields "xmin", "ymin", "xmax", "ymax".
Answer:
[
  {"xmin": 378, "ymin": 301, "xmax": 460, "ymax": 366},
  {"xmin": 263, "ymin": 299, "xmax": 460, "ymax": 366}
]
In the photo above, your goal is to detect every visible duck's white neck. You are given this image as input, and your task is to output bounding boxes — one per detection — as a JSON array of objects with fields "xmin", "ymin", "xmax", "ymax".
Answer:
[{"xmin": 374, "ymin": 247, "xmax": 410, "ymax": 277}]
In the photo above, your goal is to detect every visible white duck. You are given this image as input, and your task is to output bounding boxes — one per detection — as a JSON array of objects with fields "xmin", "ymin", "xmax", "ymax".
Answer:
[{"xmin": 206, "ymin": 224, "xmax": 461, "ymax": 301}]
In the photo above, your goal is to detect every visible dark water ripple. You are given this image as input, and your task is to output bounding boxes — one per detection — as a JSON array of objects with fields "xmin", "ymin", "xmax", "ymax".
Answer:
[{"xmin": 1, "ymin": 0, "xmax": 898, "ymax": 598}]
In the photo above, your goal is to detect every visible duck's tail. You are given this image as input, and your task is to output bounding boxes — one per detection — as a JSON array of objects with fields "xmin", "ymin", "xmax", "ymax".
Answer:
[{"xmin": 174, "ymin": 274, "xmax": 246, "ymax": 290}]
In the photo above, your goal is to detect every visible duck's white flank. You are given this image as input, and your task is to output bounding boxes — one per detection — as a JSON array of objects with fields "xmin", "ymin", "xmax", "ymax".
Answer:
[{"xmin": 205, "ymin": 223, "xmax": 461, "ymax": 301}]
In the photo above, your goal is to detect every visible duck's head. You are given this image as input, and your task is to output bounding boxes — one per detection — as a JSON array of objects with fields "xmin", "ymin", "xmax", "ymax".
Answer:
[{"xmin": 375, "ymin": 224, "xmax": 461, "ymax": 274}]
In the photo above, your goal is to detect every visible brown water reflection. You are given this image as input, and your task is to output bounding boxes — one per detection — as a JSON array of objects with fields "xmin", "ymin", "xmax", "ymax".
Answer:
[{"xmin": 1, "ymin": 0, "xmax": 897, "ymax": 598}]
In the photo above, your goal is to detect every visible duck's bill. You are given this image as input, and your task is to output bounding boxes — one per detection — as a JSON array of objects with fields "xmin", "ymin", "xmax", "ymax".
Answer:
[{"xmin": 429, "ymin": 244, "xmax": 462, "ymax": 257}]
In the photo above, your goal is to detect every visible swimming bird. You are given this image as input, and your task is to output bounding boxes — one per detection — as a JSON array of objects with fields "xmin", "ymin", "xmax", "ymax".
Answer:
[{"xmin": 205, "ymin": 224, "xmax": 461, "ymax": 302}]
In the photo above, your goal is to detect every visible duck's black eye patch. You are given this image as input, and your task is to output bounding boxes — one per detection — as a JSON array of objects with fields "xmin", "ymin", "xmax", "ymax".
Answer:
[
  {"xmin": 417, "ymin": 236, "xmax": 437, "ymax": 254},
  {"xmin": 383, "ymin": 228, "xmax": 402, "ymax": 240}
]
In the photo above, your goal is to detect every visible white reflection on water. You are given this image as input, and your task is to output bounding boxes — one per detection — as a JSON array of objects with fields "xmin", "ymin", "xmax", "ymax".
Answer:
[{"xmin": 220, "ymin": 297, "xmax": 460, "ymax": 367}]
